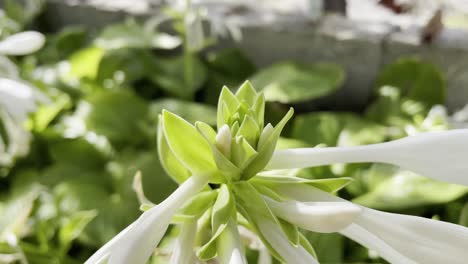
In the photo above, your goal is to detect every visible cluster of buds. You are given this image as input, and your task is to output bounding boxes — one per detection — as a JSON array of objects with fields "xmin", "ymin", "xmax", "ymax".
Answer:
[{"xmin": 86, "ymin": 81, "xmax": 468, "ymax": 264}]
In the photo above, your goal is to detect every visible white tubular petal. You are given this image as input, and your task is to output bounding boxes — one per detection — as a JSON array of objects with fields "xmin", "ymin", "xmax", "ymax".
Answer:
[
  {"xmin": 340, "ymin": 223, "xmax": 416, "ymax": 264},
  {"xmin": 349, "ymin": 208, "xmax": 468, "ymax": 264},
  {"xmin": 257, "ymin": 217, "xmax": 318, "ymax": 264},
  {"xmin": 169, "ymin": 219, "xmax": 197, "ymax": 264},
  {"xmin": 86, "ymin": 175, "xmax": 209, "ymax": 264},
  {"xmin": 217, "ymin": 218, "xmax": 247, "ymax": 264},
  {"xmin": 274, "ymin": 184, "xmax": 468, "ymax": 264},
  {"xmin": 0, "ymin": 31, "xmax": 45, "ymax": 55},
  {"xmin": 268, "ymin": 129, "xmax": 468, "ymax": 186},
  {"xmin": 264, "ymin": 197, "xmax": 361, "ymax": 233}
]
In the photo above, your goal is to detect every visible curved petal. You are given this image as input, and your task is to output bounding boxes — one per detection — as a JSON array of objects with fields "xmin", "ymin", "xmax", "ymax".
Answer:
[
  {"xmin": 350, "ymin": 208, "xmax": 468, "ymax": 264},
  {"xmin": 268, "ymin": 130, "xmax": 468, "ymax": 186},
  {"xmin": 86, "ymin": 175, "xmax": 209, "ymax": 264},
  {"xmin": 273, "ymin": 183, "xmax": 468, "ymax": 264},
  {"xmin": 0, "ymin": 31, "xmax": 45, "ymax": 55},
  {"xmin": 264, "ymin": 197, "xmax": 361, "ymax": 233},
  {"xmin": 217, "ymin": 218, "xmax": 247, "ymax": 264},
  {"xmin": 169, "ymin": 219, "xmax": 197, "ymax": 264},
  {"xmin": 257, "ymin": 216, "xmax": 318, "ymax": 264}
]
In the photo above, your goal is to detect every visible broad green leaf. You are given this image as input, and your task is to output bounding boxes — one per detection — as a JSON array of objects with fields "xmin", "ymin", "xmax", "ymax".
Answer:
[
  {"xmin": 68, "ymin": 46, "xmax": 104, "ymax": 79},
  {"xmin": 162, "ymin": 110, "xmax": 217, "ymax": 175},
  {"xmin": 353, "ymin": 169, "xmax": 468, "ymax": 210},
  {"xmin": 152, "ymin": 99, "xmax": 217, "ymax": 126},
  {"xmin": 158, "ymin": 119, "xmax": 191, "ymax": 184},
  {"xmin": 251, "ymin": 62, "xmax": 344, "ymax": 103},
  {"xmin": 198, "ymin": 185, "xmax": 235, "ymax": 260},
  {"xmin": 37, "ymin": 26, "xmax": 87, "ymax": 63},
  {"xmin": 84, "ymin": 90, "xmax": 150, "ymax": 146},
  {"xmin": 96, "ymin": 48, "xmax": 155, "ymax": 86},
  {"xmin": 242, "ymin": 108, "xmax": 293, "ymax": 180},
  {"xmin": 460, "ymin": 203, "xmax": 468, "ymax": 227},
  {"xmin": 251, "ymin": 175, "xmax": 353, "ymax": 193},
  {"xmin": 292, "ymin": 112, "xmax": 387, "ymax": 147},
  {"xmin": 305, "ymin": 232, "xmax": 343, "ymax": 263},
  {"xmin": 28, "ymin": 94, "xmax": 70, "ymax": 132},
  {"xmin": 150, "ymin": 55, "xmax": 207, "ymax": 99},
  {"xmin": 376, "ymin": 57, "xmax": 446, "ymax": 106},
  {"xmin": 48, "ymin": 137, "xmax": 110, "ymax": 169}
]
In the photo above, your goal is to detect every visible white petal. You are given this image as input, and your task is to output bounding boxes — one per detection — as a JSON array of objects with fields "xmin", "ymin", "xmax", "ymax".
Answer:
[
  {"xmin": 273, "ymin": 183, "xmax": 468, "ymax": 264},
  {"xmin": 257, "ymin": 216, "xmax": 318, "ymax": 264},
  {"xmin": 0, "ymin": 31, "xmax": 45, "ymax": 55},
  {"xmin": 86, "ymin": 175, "xmax": 209, "ymax": 264},
  {"xmin": 169, "ymin": 219, "xmax": 197, "ymax": 264},
  {"xmin": 216, "ymin": 124, "xmax": 232, "ymax": 158},
  {"xmin": 349, "ymin": 207, "xmax": 468, "ymax": 264},
  {"xmin": 340, "ymin": 223, "xmax": 416, "ymax": 264},
  {"xmin": 217, "ymin": 218, "xmax": 247, "ymax": 264},
  {"xmin": 0, "ymin": 56, "xmax": 19, "ymax": 78},
  {"xmin": 268, "ymin": 129, "xmax": 468, "ymax": 186},
  {"xmin": 264, "ymin": 197, "xmax": 361, "ymax": 233}
]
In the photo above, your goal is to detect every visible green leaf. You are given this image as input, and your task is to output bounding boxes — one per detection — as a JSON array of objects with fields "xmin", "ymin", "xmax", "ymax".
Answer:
[
  {"xmin": 158, "ymin": 119, "xmax": 191, "ymax": 184},
  {"xmin": 150, "ymin": 55, "xmax": 207, "ymax": 99},
  {"xmin": 242, "ymin": 108, "xmax": 294, "ymax": 180},
  {"xmin": 28, "ymin": 95, "xmax": 70, "ymax": 132},
  {"xmin": 299, "ymin": 232, "xmax": 317, "ymax": 259},
  {"xmin": 84, "ymin": 90, "xmax": 150, "ymax": 146},
  {"xmin": 48, "ymin": 137, "xmax": 110, "ymax": 169},
  {"xmin": 292, "ymin": 112, "xmax": 387, "ymax": 147},
  {"xmin": 59, "ymin": 210, "xmax": 97, "ymax": 247},
  {"xmin": 305, "ymin": 232, "xmax": 342, "ymax": 263},
  {"xmin": 376, "ymin": 57, "xmax": 446, "ymax": 106},
  {"xmin": 162, "ymin": 110, "xmax": 217, "ymax": 175},
  {"xmin": 460, "ymin": 203, "xmax": 468, "ymax": 227},
  {"xmin": 37, "ymin": 26, "xmax": 87, "ymax": 63},
  {"xmin": 251, "ymin": 175, "xmax": 353, "ymax": 193},
  {"xmin": 68, "ymin": 46, "xmax": 104, "ymax": 80},
  {"xmin": 251, "ymin": 62, "xmax": 345, "ymax": 103},
  {"xmin": 152, "ymin": 99, "xmax": 217, "ymax": 126},
  {"xmin": 197, "ymin": 185, "xmax": 235, "ymax": 260},
  {"xmin": 353, "ymin": 167, "xmax": 468, "ymax": 210}
]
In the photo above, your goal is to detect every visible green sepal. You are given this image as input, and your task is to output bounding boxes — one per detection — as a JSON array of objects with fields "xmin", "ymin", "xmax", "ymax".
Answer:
[
  {"xmin": 299, "ymin": 232, "xmax": 317, "ymax": 259},
  {"xmin": 230, "ymin": 121, "xmax": 240, "ymax": 137},
  {"xmin": 196, "ymin": 122, "xmax": 241, "ymax": 181},
  {"xmin": 235, "ymin": 80, "xmax": 257, "ymax": 107},
  {"xmin": 251, "ymin": 175, "xmax": 353, "ymax": 193},
  {"xmin": 231, "ymin": 136, "xmax": 257, "ymax": 168},
  {"xmin": 157, "ymin": 116, "xmax": 191, "ymax": 183},
  {"xmin": 162, "ymin": 110, "xmax": 217, "ymax": 175},
  {"xmin": 217, "ymin": 86, "xmax": 239, "ymax": 130},
  {"xmin": 237, "ymin": 115, "xmax": 260, "ymax": 148},
  {"xmin": 197, "ymin": 184, "xmax": 235, "ymax": 260},
  {"xmin": 241, "ymin": 108, "xmax": 294, "ymax": 180},
  {"xmin": 175, "ymin": 191, "xmax": 218, "ymax": 221},
  {"xmin": 233, "ymin": 182, "xmax": 286, "ymax": 262},
  {"xmin": 253, "ymin": 92, "xmax": 265, "ymax": 128},
  {"xmin": 278, "ymin": 218, "xmax": 300, "ymax": 247}
]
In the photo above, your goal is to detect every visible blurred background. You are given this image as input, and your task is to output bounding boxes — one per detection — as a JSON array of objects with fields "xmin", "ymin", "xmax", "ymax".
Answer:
[{"xmin": 0, "ymin": 0, "xmax": 467, "ymax": 263}]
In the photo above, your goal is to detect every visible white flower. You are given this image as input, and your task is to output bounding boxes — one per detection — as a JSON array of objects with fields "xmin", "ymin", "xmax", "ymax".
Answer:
[
  {"xmin": 264, "ymin": 197, "xmax": 362, "ymax": 233},
  {"xmin": 271, "ymin": 183, "xmax": 468, "ymax": 264},
  {"xmin": 0, "ymin": 31, "xmax": 45, "ymax": 56},
  {"xmin": 268, "ymin": 129, "xmax": 468, "ymax": 186},
  {"xmin": 85, "ymin": 174, "xmax": 210, "ymax": 264}
]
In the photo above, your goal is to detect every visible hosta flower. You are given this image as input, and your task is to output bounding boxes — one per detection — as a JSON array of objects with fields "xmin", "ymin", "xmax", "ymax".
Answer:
[{"xmin": 87, "ymin": 81, "xmax": 468, "ymax": 264}]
